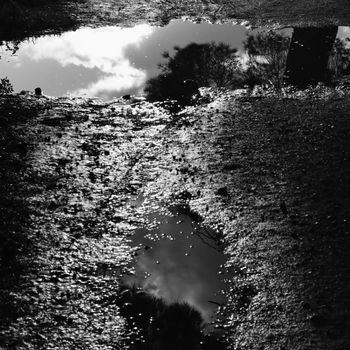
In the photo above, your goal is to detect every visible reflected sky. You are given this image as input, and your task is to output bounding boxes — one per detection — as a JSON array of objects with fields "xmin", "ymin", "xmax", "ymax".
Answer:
[
  {"xmin": 0, "ymin": 22, "xmax": 348, "ymax": 100},
  {"xmin": 123, "ymin": 206, "xmax": 229, "ymax": 322}
]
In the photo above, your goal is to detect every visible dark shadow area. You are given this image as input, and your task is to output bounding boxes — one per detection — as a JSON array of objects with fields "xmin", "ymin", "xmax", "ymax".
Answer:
[
  {"xmin": 0, "ymin": 95, "xmax": 38, "ymax": 348},
  {"xmin": 227, "ymin": 96, "xmax": 350, "ymax": 348},
  {"xmin": 281, "ymin": 100, "xmax": 350, "ymax": 347},
  {"xmin": 284, "ymin": 26, "xmax": 338, "ymax": 87},
  {"xmin": 115, "ymin": 285, "xmax": 228, "ymax": 350}
]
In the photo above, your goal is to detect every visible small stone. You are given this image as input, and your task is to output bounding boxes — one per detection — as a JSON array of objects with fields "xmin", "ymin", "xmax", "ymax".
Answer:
[
  {"xmin": 35, "ymin": 87, "xmax": 42, "ymax": 96},
  {"xmin": 216, "ymin": 187, "xmax": 228, "ymax": 197},
  {"xmin": 301, "ymin": 301, "xmax": 311, "ymax": 310},
  {"xmin": 279, "ymin": 201, "xmax": 288, "ymax": 216}
]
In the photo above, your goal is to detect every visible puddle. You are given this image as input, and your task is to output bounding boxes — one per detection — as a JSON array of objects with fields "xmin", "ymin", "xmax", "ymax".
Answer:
[
  {"xmin": 119, "ymin": 198, "xmax": 231, "ymax": 347},
  {"xmin": 1, "ymin": 21, "xmax": 349, "ymax": 100},
  {"xmin": 123, "ymin": 204, "xmax": 227, "ymax": 319},
  {"xmin": 0, "ymin": 20, "xmax": 292, "ymax": 99}
]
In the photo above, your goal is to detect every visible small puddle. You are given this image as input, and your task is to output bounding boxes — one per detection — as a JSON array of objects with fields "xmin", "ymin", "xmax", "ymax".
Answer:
[{"xmin": 119, "ymin": 197, "xmax": 231, "ymax": 348}]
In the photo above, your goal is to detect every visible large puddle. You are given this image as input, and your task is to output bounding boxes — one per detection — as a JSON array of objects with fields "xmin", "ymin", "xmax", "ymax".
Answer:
[{"xmin": 1, "ymin": 20, "xmax": 349, "ymax": 100}]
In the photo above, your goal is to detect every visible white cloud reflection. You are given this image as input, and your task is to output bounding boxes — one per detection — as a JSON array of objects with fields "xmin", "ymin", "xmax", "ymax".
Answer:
[
  {"xmin": 338, "ymin": 26, "xmax": 350, "ymax": 39},
  {"xmin": 20, "ymin": 25, "xmax": 154, "ymax": 99},
  {"xmin": 124, "ymin": 214, "xmax": 228, "ymax": 322},
  {"xmin": 338, "ymin": 26, "xmax": 350, "ymax": 47}
]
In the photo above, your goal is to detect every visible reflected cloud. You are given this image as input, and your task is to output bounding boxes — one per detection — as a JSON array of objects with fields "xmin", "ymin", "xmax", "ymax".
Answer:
[
  {"xmin": 125, "ymin": 213, "xmax": 227, "ymax": 322},
  {"xmin": 137, "ymin": 248, "xmax": 213, "ymax": 319},
  {"xmin": 338, "ymin": 26, "xmax": 350, "ymax": 47},
  {"xmin": 19, "ymin": 25, "xmax": 154, "ymax": 98}
]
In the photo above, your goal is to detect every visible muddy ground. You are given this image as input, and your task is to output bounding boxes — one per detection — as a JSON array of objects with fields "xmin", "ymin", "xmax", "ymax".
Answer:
[
  {"xmin": 1, "ymin": 0, "xmax": 350, "ymax": 42},
  {"xmin": 1, "ymin": 1, "xmax": 350, "ymax": 349},
  {"xmin": 1, "ymin": 86, "xmax": 349, "ymax": 349}
]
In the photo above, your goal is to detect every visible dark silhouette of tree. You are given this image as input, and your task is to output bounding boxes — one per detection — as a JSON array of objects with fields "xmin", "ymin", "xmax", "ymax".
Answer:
[
  {"xmin": 144, "ymin": 42, "xmax": 242, "ymax": 102},
  {"xmin": 0, "ymin": 77, "xmax": 13, "ymax": 93},
  {"xmin": 116, "ymin": 285, "xmax": 227, "ymax": 350},
  {"xmin": 243, "ymin": 31, "xmax": 291, "ymax": 90},
  {"xmin": 148, "ymin": 302, "xmax": 203, "ymax": 350},
  {"xmin": 284, "ymin": 26, "xmax": 338, "ymax": 87},
  {"xmin": 201, "ymin": 334, "xmax": 227, "ymax": 350},
  {"xmin": 327, "ymin": 37, "xmax": 350, "ymax": 81}
]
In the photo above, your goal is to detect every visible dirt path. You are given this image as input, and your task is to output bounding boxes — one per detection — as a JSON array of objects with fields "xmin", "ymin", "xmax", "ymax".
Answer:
[
  {"xmin": 0, "ymin": 94, "xmax": 177, "ymax": 348},
  {"xmin": 1, "ymin": 87, "xmax": 349, "ymax": 349}
]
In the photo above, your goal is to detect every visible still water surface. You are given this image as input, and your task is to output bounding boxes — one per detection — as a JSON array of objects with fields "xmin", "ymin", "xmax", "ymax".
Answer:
[
  {"xmin": 0, "ymin": 20, "xmax": 291, "ymax": 99},
  {"xmin": 123, "ymin": 204, "xmax": 228, "ymax": 323},
  {"xmin": 1, "ymin": 21, "xmax": 349, "ymax": 99}
]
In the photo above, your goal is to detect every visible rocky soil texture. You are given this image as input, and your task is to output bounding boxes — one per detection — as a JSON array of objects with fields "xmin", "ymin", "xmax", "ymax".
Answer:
[{"xmin": 1, "ymin": 86, "xmax": 350, "ymax": 349}]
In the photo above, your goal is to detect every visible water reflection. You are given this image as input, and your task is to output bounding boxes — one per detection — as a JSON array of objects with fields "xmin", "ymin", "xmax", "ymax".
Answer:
[
  {"xmin": 0, "ymin": 22, "xmax": 349, "ymax": 99},
  {"xmin": 0, "ymin": 25, "xmax": 154, "ymax": 98},
  {"xmin": 119, "ymin": 201, "xmax": 229, "ymax": 348},
  {"xmin": 123, "ymin": 204, "xmax": 228, "ymax": 322},
  {"xmin": 0, "ymin": 20, "xmax": 291, "ymax": 99},
  {"xmin": 145, "ymin": 31, "xmax": 292, "ymax": 101},
  {"xmin": 116, "ymin": 285, "xmax": 227, "ymax": 349},
  {"xmin": 145, "ymin": 42, "xmax": 242, "ymax": 102}
]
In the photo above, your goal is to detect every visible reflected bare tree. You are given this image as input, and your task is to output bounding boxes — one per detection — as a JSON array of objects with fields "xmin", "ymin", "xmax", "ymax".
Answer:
[
  {"xmin": 144, "ymin": 42, "xmax": 243, "ymax": 102},
  {"xmin": 116, "ymin": 285, "xmax": 227, "ymax": 350},
  {"xmin": 243, "ymin": 30, "xmax": 291, "ymax": 90}
]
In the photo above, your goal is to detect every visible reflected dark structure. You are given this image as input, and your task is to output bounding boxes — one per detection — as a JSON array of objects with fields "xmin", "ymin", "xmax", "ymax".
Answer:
[
  {"xmin": 0, "ymin": 98, "xmax": 35, "ymax": 349},
  {"xmin": 116, "ymin": 285, "xmax": 227, "ymax": 350},
  {"xmin": 145, "ymin": 42, "xmax": 242, "ymax": 102},
  {"xmin": 285, "ymin": 26, "xmax": 338, "ymax": 87}
]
